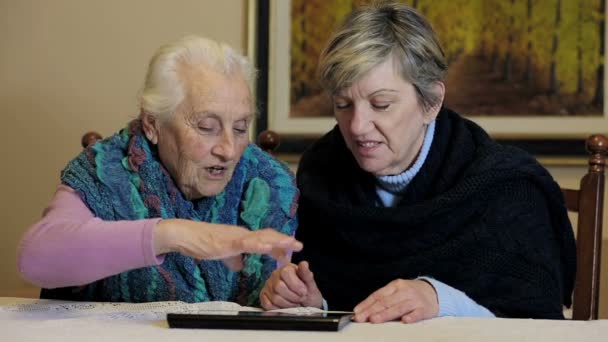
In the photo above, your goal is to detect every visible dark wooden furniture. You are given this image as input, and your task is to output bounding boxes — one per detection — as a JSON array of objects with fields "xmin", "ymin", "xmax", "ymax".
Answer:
[
  {"xmin": 563, "ymin": 134, "xmax": 607, "ymax": 320},
  {"xmin": 80, "ymin": 130, "xmax": 281, "ymax": 154},
  {"xmin": 81, "ymin": 131, "xmax": 103, "ymax": 148},
  {"xmin": 256, "ymin": 130, "xmax": 281, "ymax": 154},
  {"xmin": 80, "ymin": 131, "xmax": 606, "ymax": 320}
]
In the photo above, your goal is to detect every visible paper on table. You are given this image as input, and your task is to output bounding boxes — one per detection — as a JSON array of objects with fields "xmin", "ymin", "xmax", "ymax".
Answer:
[
  {"xmin": 0, "ymin": 300, "xmax": 336, "ymax": 322},
  {"xmin": 0, "ymin": 300, "xmax": 258, "ymax": 321},
  {"xmin": 269, "ymin": 307, "xmax": 353, "ymax": 315}
]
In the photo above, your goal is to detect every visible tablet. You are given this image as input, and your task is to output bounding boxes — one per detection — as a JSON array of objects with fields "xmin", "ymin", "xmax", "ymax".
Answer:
[{"xmin": 167, "ymin": 311, "xmax": 353, "ymax": 331}]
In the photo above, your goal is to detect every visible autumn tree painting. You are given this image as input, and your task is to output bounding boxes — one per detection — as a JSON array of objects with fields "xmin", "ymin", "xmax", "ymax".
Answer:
[{"xmin": 288, "ymin": 0, "xmax": 605, "ymax": 117}]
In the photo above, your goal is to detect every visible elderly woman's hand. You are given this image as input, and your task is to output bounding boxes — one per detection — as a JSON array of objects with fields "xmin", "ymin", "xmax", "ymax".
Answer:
[
  {"xmin": 353, "ymin": 279, "xmax": 438, "ymax": 324},
  {"xmin": 260, "ymin": 261, "xmax": 323, "ymax": 310},
  {"xmin": 153, "ymin": 219, "xmax": 303, "ymax": 271}
]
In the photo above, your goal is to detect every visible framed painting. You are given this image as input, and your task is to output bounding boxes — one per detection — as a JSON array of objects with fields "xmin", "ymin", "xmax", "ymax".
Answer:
[{"xmin": 250, "ymin": 0, "xmax": 607, "ymax": 157}]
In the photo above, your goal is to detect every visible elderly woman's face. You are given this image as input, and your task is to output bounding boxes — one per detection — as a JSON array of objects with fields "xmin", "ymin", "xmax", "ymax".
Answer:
[
  {"xmin": 333, "ymin": 57, "xmax": 443, "ymax": 176},
  {"xmin": 145, "ymin": 67, "xmax": 252, "ymax": 200}
]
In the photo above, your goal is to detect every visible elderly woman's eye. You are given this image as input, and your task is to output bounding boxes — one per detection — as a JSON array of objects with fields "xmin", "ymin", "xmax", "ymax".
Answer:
[
  {"xmin": 233, "ymin": 121, "xmax": 249, "ymax": 135},
  {"xmin": 197, "ymin": 117, "xmax": 221, "ymax": 133},
  {"xmin": 198, "ymin": 125, "xmax": 220, "ymax": 134}
]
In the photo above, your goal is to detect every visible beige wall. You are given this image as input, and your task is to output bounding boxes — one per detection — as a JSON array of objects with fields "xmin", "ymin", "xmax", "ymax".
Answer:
[{"xmin": 0, "ymin": 0, "xmax": 247, "ymax": 297}]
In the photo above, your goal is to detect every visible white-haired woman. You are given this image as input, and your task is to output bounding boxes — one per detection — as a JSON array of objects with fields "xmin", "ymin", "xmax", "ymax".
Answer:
[
  {"xmin": 261, "ymin": 1, "xmax": 575, "ymax": 322},
  {"xmin": 18, "ymin": 36, "xmax": 301, "ymax": 305}
]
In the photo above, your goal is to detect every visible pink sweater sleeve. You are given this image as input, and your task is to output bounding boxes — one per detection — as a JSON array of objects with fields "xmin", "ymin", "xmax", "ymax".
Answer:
[{"xmin": 17, "ymin": 184, "xmax": 164, "ymax": 289}]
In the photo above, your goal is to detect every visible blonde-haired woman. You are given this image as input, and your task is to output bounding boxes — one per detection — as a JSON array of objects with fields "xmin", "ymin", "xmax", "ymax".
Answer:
[{"xmin": 261, "ymin": 1, "xmax": 575, "ymax": 323}]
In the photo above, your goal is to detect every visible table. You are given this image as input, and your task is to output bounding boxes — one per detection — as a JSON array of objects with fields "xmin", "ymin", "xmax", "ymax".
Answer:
[{"xmin": 1, "ymin": 297, "xmax": 607, "ymax": 342}]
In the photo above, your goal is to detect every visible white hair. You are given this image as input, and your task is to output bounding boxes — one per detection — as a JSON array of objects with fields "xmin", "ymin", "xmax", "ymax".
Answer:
[{"xmin": 140, "ymin": 35, "xmax": 256, "ymax": 120}]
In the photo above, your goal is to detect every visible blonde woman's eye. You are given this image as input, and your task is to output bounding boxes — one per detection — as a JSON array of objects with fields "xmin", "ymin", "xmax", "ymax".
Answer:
[
  {"xmin": 335, "ymin": 102, "xmax": 351, "ymax": 110},
  {"xmin": 373, "ymin": 103, "xmax": 390, "ymax": 110}
]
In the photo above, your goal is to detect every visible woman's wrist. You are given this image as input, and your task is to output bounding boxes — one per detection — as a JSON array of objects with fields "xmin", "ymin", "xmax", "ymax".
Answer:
[{"xmin": 153, "ymin": 219, "xmax": 175, "ymax": 255}]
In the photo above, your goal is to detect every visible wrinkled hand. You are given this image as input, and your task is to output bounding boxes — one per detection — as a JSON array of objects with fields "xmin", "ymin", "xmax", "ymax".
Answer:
[
  {"xmin": 154, "ymin": 219, "xmax": 303, "ymax": 271},
  {"xmin": 260, "ymin": 261, "xmax": 323, "ymax": 309},
  {"xmin": 353, "ymin": 279, "xmax": 438, "ymax": 324}
]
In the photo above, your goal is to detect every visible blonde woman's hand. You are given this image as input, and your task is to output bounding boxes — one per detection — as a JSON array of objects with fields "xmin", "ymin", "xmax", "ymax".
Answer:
[
  {"xmin": 153, "ymin": 219, "xmax": 303, "ymax": 271},
  {"xmin": 353, "ymin": 279, "xmax": 438, "ymax": 324},
  {"xmin": 260, "ymin": 261, "xmax": 323, "ymax": 310}
]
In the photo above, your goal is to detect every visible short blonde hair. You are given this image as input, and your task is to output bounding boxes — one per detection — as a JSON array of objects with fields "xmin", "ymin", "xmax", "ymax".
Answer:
[
  {"xmin": 318, "ymin": 1, "xmax": 447, "ymax": 111},
  {"xmin": 140, "ymin": 35, "xmax": 256, "ymax": 119}
]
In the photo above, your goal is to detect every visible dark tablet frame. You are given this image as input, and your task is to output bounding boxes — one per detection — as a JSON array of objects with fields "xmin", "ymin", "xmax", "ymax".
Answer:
[{"xmin": 167, "ymin": 311, "xmax": 353, "ymax": 332}]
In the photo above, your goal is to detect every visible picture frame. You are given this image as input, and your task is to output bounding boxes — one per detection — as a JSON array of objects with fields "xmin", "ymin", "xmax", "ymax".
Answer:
[{"xmin": 249, "ymin": 0, "xmax": 607, "ymax": 157}]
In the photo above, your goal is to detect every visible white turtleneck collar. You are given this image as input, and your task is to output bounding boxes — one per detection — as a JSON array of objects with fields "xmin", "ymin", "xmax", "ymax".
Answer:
[{"xmin": 375, "ymin": 120, "xmax": 436, "ymax": 207}]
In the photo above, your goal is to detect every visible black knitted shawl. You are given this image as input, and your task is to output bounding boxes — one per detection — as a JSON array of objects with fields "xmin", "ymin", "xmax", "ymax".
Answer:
[{"xmin": 293, "ymin": 108, "xmax": 576, "ymax": 319}]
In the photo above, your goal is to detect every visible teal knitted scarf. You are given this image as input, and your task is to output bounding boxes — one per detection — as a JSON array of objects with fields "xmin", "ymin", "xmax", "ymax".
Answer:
[{"xmin": 46, "ymin": 120, "xmax": 298, "ymax": 306}]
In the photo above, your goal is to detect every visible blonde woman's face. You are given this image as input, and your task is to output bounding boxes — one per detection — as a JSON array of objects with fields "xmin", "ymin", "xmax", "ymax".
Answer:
[
  {"xmin": 333, "ymin": 57, "xmax": 443, "ymax": 176},
  {"xmin": 153, "ymin": 68, "xmax": 252, "ymax": 199}
]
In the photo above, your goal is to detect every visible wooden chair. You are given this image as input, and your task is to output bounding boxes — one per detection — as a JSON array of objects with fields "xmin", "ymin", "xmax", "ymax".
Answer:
[
  {"xmin": 251, "ymin": 132, "xmax": 608, "ymax": 320},
  {"xmin": 81, "ymin": 131, "xmax": 103, "ymax": 148},
  {"xmin": 563, "ymin": 134, "xmax": 607, "ymax": 320},
  {"xmin": 81, "ymin": 130, "xmax": 281, "ymax": 153},
  {"xmin": 81, "ymin": 131, "xmax": 606, "ymax": 320},
  {"xmin": 257, "ymin": 130, "xmax": 281, "ymax": 154}
]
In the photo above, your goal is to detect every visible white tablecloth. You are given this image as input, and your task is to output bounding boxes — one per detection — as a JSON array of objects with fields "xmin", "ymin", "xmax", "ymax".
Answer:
[{"xmin": 1, "ymin": 297, "xmax": 606, "ymax": 342}]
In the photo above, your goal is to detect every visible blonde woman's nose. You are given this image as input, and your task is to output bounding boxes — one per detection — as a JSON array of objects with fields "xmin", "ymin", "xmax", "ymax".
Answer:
[{"xmin": 349, "ymin": 107, "xmax": 370, "ymax": 135}]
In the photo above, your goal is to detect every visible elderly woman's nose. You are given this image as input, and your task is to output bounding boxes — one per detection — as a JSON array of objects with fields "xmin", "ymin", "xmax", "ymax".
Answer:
[{"xmin": 213, "ymin": 131, "xmax": 237, "ymax": 160}]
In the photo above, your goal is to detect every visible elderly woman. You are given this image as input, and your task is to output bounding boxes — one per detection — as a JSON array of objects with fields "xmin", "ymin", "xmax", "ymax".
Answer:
[
  {"xmin": 260, "ymin": 2, "xmax": 576, "ymax": 322},
  {"xmin": 17, "ymin": 36, "xmax": 301, "ymax": 306}
]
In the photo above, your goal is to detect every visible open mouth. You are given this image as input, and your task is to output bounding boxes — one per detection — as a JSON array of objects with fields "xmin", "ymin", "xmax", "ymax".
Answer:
[
  {"xmin": 206, "ymin": 166, "xmax": 226, "ymax": 176},
  {"xmin": 357, "ymin": 141, "xmax": 381, "ymax": 148},
  {"xmin": 353, "ymin": 140, "xmax": 382, "ymax": 157}
]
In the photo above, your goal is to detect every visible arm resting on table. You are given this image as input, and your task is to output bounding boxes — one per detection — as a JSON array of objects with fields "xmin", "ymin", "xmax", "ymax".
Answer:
[{"xmin": 418, "ymin": 277, "xmax": 495, "ymax": 317}]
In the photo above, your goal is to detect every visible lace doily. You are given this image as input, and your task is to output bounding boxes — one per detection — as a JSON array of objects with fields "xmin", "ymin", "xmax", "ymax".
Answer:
[{"xmin": 0, "ymin": 300, "xmax": 325, "ymax": 321}]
